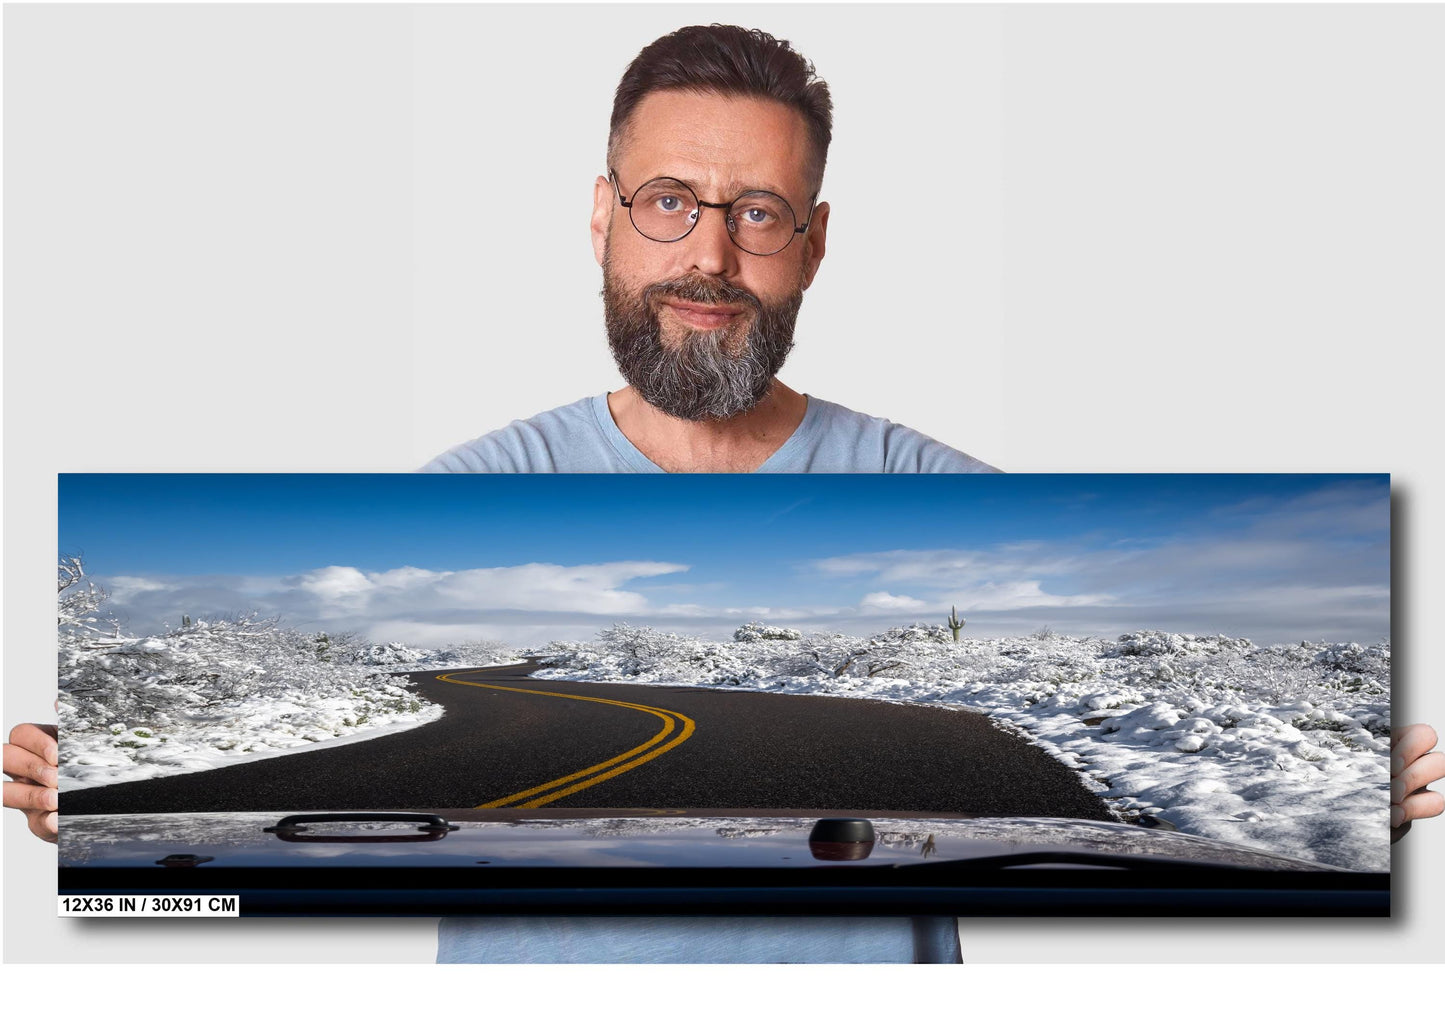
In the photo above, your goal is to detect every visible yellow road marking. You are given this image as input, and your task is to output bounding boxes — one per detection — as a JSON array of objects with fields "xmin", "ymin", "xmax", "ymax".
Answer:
[{"xmin": 435, "ymin": 672, "xmax": 696, "ymax": 809}]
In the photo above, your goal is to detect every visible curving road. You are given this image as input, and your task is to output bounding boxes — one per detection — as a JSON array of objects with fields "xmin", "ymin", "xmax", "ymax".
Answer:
[{"xmin": 62, "ymin": 661, "xmax": 1113, "ymax": 820}]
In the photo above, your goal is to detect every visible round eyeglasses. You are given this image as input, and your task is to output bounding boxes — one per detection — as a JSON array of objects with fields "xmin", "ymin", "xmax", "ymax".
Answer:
[{"xmin": 610, "ymin": 169, "xmax": 817, "ymax": 257}]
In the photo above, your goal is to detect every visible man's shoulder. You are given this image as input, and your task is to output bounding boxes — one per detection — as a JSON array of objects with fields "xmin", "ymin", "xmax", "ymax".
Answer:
[
  {"xmin": 420, "ymin": 396, "xmax": 621, "ymax": 473},
  {"xmin": 777, "ymin": 395, "xmax": 1000, "ymax": 474}
]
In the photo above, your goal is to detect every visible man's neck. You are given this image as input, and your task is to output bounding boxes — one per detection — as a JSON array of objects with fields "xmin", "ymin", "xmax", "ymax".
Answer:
[{"xmin": 606, "ymin": 380, "xmax": 809, "ymax": 472}]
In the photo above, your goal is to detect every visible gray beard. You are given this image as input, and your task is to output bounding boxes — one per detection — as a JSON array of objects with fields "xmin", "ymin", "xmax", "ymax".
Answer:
[{"xmin": 603, "ymin": 262, "xmax": 803, "ymax": 422}]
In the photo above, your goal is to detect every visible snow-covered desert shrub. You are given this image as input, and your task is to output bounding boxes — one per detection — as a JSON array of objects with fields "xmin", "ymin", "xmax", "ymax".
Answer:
[
  {"xmin": 353, "ymin": 641, "xmax": 438, "ymax": 665},
  {"xmin": 874, "ymin": 623, "xmax": 951, "ymax": 645},
  {"xmin": 57, "ymin": 554, "xmax": 121, "ymax": 646},
  {"xmin": 733, "ymin": 621, "xmax": 802, "ymax": 642},
  {"xmin": 1106, "ymin": 631, "xmax": 1254, "ymax": 659},
  {"xmin": 1314, "ymin": 641, "xmax": 1390, "ymax": 676},
  {"xmin": 433, "ymin": 640, "xmax": 522, "ymax": 667},
  {"xmin": 348, "ymin": 639, "xmax": 521, "ymax": 671}
]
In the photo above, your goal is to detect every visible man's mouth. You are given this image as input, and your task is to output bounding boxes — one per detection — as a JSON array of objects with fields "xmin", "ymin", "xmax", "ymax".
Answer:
[{"xmin": 659, "ymin": 300, "xmax": 747, "ymax": 331}]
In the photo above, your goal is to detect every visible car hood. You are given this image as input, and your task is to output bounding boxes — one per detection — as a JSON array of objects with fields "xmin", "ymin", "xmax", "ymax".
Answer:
[{"xmin": 59, "ymin": 808, "xmax": 1348, "ymax": 872}]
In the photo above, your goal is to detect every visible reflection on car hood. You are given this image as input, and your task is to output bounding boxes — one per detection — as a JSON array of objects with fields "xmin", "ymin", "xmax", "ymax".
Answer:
[{"xmin": 58, "ymin": 809, "xmax": 1349, "ymax": 872}]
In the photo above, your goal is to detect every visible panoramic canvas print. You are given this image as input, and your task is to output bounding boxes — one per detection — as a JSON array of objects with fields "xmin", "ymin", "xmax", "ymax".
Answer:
[{"xmin": 56, "ymin": 473, "xmax": 1391, "ymax": 915}]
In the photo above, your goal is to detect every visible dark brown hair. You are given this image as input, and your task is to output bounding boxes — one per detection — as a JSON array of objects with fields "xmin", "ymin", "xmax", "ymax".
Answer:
[{"xmin": 608, "ymin": 24, "xmax": 833, "ymax": 191}]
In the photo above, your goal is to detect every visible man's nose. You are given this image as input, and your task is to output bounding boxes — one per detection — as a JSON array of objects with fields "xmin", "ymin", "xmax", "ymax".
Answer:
[{"xmin": 679, "ymin": 204, "xmax": 740, "ymax": 278}]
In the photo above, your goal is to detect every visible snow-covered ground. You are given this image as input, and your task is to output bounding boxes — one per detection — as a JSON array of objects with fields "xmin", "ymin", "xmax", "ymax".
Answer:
[
  {"xmin": 58, "ymin": 619, "xmax": 520, "ymax": 791},
  {"xmin": 531, "ymin": 624, "xmax": 1391, "ymax": 872}
]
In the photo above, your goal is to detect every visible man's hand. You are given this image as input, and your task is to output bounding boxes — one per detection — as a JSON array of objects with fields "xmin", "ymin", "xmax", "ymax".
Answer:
[
  {"xmin": 3, "ymin": 723, "xmax": 59, "ymax": 843},
  {"xmin": 1391, "ymin": 723, "xmax": 1445, "ymax": 843}
]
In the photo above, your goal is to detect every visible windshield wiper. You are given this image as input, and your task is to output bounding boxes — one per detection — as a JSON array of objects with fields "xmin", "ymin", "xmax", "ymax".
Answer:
[{"xmin": 889, "ymin": 850, "xmax": 1320, "ymax": 875}]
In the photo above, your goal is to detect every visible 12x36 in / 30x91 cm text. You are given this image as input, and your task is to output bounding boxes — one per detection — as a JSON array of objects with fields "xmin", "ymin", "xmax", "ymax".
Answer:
[{"xmin": 59, "ymin": 895, "xmax": 239, "ymax": 916}]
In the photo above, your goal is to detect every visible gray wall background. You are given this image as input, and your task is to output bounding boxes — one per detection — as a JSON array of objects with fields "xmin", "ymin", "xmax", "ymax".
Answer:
[{"xmin": 6, "ymin": 4, "xmax": 1442, "ymax": 967}]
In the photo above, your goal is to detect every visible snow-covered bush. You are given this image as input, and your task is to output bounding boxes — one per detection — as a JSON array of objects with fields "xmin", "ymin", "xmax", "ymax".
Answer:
[
  {"xmin": 872, "ymin": 623, "xmax": 951, "ymax": 645},
  {"xmin": 542, "ymin": 623, "xmax": 743, "ymax": 681},
  {"xmin": 353, "ymin": 641, "xmax": 437, "ymax": 665},
  {"xmin": 348, "ymin": 639, "xmax": 522, "ymax": 670},
  {"xmin": 57, "ymin": 554, "xmax": 121, "ymax": 647},
  {"xmin": 1314, "ymin": 641, "xmax": 1390, "ymax": 676},
  {"xmin": 733, "ymin": 621, "xmax": 802, "ymax": 642},
  {"xmin": 433, "ymin": 640, "xmax": 523, "ymax": 667},
  {"xmin": 1105, "ymin": 631, "xmax": 1254, "ymax": 659}
]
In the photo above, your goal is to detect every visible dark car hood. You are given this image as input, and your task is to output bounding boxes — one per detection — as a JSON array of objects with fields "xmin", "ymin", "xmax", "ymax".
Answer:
[{"xmin": 59, "ymin": 808, "xmax": 1348, "ymax": 872}]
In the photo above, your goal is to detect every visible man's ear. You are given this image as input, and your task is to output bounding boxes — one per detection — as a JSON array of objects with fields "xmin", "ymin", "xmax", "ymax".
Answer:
[
  {"xmin": 591, "ymin": 176, "xmax": 613, "ymax": 267},
  {"xmin": 800, "ymin": 200, "xmax": 829, "ymax": 290}
]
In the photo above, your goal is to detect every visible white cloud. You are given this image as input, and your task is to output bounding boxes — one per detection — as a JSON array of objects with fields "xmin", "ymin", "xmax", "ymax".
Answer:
[
  {"xmin": 858, "ymin": 591, "xmax": 931, "ymax": 613},
  {"xmin": 719, "ymin": 605, "xmax": 819, "ymax": 620},
  {"xmin": 369, "ymin": 566, "xmax": 448, "ymax": 592},
  {"xmin": 107, "ymin": 560, "xmax": 694, "ymax": 639},
  {"xmin": 290, "ymin": 565, "xmax": 374, "ymax": 611},
  {"xmin": 958, "ymin": 581, "xmax": 1113, "ymax": 610},
  {"xmin": 656, "ymin": 603, "xmax": 710, "ymax": 617},
  {"xmin": 427, "ymin": 562, "xmax": 687, "ymax": 615},
  {"xmin": 106, "ymin": 576, "xmax": 170, "ymax": 601},
  {"xmin": 809, "ymin": 547, "xmax": 1095, "ymax": 587},
  {"xmin": 858, "ymin": 582, "xmax": 1111, "ymax": 617}
]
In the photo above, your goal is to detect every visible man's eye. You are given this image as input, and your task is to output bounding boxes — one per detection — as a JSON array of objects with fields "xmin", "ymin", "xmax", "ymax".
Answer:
[
  {"xmin": 741, "ymin": 207, "xmax": 771, "ymax": 224},
  {"xmin": 655, "ymin": 195, "xmax": 684, "ymax": 212}
]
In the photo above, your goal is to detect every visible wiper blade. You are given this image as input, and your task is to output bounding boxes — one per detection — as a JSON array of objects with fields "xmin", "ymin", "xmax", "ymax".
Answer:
[{"xmin": 892, "ymin": 850, "xmax": 1293, "ymax": 874}]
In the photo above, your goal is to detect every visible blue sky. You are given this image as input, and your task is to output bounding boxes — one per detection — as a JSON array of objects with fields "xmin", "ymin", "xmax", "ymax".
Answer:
[{"xmin": 59, "ymin": 474, "xmax": 1390, "ymax": 646}]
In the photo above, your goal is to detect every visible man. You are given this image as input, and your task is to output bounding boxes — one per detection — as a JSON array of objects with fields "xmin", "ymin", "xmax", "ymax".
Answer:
[
  {"xmin": 421, "ymin": 24, "xmax": 995, "ymax": 477},
  {"xmin": 8, "ymin": 23, "xmax": 1443, "ymax": 963}
]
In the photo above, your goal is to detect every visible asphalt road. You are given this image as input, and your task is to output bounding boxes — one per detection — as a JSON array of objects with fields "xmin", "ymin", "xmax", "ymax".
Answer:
[{"xmin": 63, "ymin": 661, "xmax": 1113, "ymax": 820}]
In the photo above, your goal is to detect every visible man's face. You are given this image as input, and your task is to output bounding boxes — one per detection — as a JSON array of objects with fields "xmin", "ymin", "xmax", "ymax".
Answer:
[{"xmin": 591, "ymin": 90, "xmax": 830, "ymax": 421}]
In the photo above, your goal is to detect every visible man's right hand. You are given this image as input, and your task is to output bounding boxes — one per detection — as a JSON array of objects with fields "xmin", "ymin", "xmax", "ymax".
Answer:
[{"xmin": 4, "ymin": 723, "xmax": 59, "ymax": 843}]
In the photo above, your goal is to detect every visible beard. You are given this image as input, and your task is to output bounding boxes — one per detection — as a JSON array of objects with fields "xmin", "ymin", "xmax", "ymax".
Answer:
[{"xmin": 602, "ymin": 257, "xmax": 804, "ymax": 422}]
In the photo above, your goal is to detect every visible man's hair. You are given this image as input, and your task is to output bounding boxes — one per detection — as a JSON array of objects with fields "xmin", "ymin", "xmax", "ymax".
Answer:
[{"xmin": 607, "ymin": 24, "xmax": 833, "ymax": 192}]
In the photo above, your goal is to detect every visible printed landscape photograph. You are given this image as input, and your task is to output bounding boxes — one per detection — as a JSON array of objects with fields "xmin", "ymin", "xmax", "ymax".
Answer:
[{"xmin": 56, "ymin": 473, "xmax": 1392, "ymax": 915}]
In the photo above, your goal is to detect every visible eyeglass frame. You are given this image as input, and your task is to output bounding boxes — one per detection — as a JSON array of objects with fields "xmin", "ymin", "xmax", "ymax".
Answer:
[{"xmin": 608, "ymin": 168, "xmax": 819, "ymax": 257}]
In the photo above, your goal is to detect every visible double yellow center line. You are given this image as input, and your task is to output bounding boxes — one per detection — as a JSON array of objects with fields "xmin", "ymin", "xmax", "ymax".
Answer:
[{"xmin": 436, "ymin": 672, "xmax": 696, "ymax": 809}]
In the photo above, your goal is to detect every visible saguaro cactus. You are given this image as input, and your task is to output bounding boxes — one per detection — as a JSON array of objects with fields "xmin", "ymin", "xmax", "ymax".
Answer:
[{"xmin": 948, "ymin": 605, "xmax": 966, "ymax": 643}]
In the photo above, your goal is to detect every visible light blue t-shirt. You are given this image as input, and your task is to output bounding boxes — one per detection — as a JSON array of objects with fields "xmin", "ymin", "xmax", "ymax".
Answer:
[
  {"xmin": 429, "ymin": 392, "xmax": 990, "ymax": 962},
  {"xmin": 422, "ymin": 393, "xmax": 998, "ymax": 474},
  {"xmin": 437, "ymin": 914, "xmax": 962, "ymax": 964}
]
